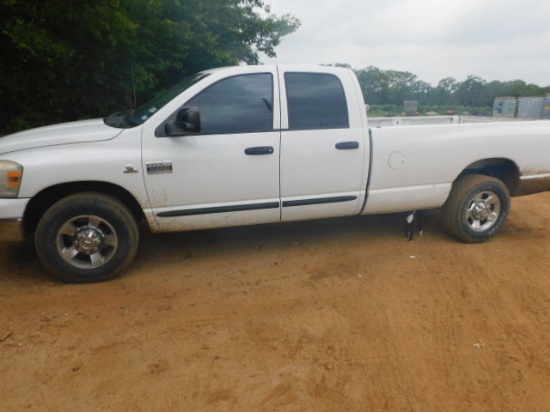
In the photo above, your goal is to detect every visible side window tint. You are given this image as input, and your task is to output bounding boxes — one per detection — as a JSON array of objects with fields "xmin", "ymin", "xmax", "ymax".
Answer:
[
  {"xmin": 186, "ymin": 73, "xmax": 273, "ymax": 135},
  {"xmin": 285, "ymin": 73, "xmax": 349, "ymax": 130}
]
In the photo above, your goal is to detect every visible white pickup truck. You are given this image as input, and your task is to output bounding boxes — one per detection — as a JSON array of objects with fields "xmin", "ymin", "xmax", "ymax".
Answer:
[{"xmin": 1, "ymin": 65, "xmax": 550, "ymax": 282}]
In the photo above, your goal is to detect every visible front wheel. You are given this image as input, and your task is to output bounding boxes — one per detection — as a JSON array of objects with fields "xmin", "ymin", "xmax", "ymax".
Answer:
[
  {"xmin": 441, "ymin": 174, "xmax": 510, "ymax": 243},
  {"xmin": 35, "ymin": 193, "xmax": 139, "ymax": 283}
]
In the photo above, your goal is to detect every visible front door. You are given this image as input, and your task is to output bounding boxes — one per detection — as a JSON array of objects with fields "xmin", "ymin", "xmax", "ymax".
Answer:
[{"xmin": 141, "ymin": 68, "xmax": 281, "ymax": 231}]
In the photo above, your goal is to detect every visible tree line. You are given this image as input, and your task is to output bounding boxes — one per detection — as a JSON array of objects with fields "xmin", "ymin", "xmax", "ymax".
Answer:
[
  {"xmin": 350, "ymin": 65, "xmax": 550, "ymax": 110},
  {"xmin": 2, "ymin": 1, "xmax": 549, "ymax": 135}
]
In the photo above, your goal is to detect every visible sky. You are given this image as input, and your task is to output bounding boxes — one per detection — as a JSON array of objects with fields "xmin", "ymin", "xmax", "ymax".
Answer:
[{"xmin": 261, "ymin": 0, "xmax": 550, "ymax": 87}]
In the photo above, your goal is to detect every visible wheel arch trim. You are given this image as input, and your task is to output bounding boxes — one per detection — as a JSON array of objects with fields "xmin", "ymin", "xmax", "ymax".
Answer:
[
  {"xmin": 23, "ymin": 181, "xmax": 146, "ymax": 236},
  {"xmin": 454, "ymin": 158, "xmax": 520, "ymax": 196}
]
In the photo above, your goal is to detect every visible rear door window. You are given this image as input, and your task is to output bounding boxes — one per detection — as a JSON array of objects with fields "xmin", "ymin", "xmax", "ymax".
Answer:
[{"xmin": 285, "ymin": 73, "xmax": 349, "ymax": 130}]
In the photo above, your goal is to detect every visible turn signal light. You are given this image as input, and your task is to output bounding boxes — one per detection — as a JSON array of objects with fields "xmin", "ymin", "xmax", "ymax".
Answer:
[
  {"xmin": 8, "ymin": 171, "xmax": 21, "ymax": 188},
  {"xmin": 0, "ymin": 161, "xmax": 23, "ymax": 197}
]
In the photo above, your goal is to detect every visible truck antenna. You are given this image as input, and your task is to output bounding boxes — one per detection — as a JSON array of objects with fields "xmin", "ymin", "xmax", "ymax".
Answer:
[{"xmin": 131, "ymin": 65, "xmax": 137, "ymax": 109}]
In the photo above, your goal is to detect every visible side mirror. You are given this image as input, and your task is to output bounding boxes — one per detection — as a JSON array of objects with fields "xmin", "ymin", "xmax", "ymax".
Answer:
[{"xmin": 165, "ymin": 107, "xmax": 201, "ymax": 136}]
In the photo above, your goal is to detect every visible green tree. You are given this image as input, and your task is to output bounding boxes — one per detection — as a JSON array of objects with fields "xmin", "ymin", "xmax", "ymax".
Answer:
[
  {"xmin": 384, "ymin": 70, "xmax": 418, "ymax": 104},
  {"xmin": 0, "ymin": 0, "xmax": 135, "ymax": 130},
  {"xmin": 355, "ymin": 66, "xmax": 388, "ymax": 105},
  {"xmin": 455, "ymin": 75, "xmax": 489, "ymax": 107},
  {"xmin": 434, "ymin": 77, "xmax": 458, "ymax": 105},
  {"xmin": 0, "ymin": 0, "xmax": 299, "ymax": 134}
]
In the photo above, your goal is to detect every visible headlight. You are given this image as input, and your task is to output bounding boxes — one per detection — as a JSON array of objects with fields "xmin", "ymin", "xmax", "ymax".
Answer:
[{"xmin": 0, "ymin": 161, "xmax": 23, "ymax": 198}]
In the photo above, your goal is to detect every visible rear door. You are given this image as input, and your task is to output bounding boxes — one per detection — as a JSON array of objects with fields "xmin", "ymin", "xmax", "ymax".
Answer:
[{"xmin": 279, "ymin": 67, "xmax": 369, "ymax": 222}]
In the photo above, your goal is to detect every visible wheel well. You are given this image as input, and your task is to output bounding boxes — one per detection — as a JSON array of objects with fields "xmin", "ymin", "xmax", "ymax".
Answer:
[
  {"xmin": 23, "ymin": 182, "xmax": 146, "ymax": 236},
  {"xmin": 456, "ymin": 158, "xmax": 520, "ymax": 196}
]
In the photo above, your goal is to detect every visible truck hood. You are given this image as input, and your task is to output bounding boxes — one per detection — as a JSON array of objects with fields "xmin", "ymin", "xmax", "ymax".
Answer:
[{"xmin": 0, "ymin": 119, "xmax": 124, "ymax": 155}]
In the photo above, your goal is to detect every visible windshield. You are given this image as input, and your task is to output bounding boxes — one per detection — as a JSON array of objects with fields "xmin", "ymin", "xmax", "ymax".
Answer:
[{"xmin": 104, "ymin": 72, "xmax": 210, "ymax": 129}]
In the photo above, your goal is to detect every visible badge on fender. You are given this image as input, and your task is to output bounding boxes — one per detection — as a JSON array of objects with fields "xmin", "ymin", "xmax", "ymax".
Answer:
[{"xmin": 146, "ymin": 161, "xmax": 173, "ymax": 174}]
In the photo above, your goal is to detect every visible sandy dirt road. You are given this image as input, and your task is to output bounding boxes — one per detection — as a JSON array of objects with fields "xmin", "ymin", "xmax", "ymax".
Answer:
[{"xmin": 1, "ymin": 192, "xmax": 549, "ymax": 411}]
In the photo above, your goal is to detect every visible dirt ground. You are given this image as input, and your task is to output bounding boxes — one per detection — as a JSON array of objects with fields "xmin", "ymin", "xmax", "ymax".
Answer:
[{"xmin": 1, "ymin": 193, "xmax": 549, "ymax": 411}]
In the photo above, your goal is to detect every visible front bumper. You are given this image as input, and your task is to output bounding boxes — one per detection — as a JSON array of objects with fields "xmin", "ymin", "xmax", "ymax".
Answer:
[{"xmin": 0, "ymin": 198, "xmax": 30, "ymax": 242}]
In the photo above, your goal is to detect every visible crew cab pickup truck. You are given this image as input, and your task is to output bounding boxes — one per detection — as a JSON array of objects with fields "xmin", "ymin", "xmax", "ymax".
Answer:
[{"xmin": 1, "ymin": 65, "xmax": 550, "ymax": 282}]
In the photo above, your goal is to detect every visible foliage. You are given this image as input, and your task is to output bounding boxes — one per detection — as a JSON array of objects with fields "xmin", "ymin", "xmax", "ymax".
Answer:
[
  {"xmin": 0, "ymin": 0, "xmax": 299, "ymax": 135},
  {"xmin": 352, "ymin": 66, "xmax": 549, "ymax": 111},
  {"xmin": 2, "ymin": 0, "xmax": 548, "ymax": 137}
]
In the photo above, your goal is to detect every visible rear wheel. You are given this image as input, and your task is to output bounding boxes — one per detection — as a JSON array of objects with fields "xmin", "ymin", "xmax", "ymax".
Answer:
[
  {"xmin": 35, "ymin": 193, "xmax": 139, "ymax": 283},
  {"xmin": 441, "ymin": 174, "xmax": 510, "ymax": 243}
]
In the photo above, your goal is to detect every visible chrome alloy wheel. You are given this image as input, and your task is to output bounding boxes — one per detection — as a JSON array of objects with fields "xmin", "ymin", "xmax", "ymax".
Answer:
[
  {"xmin": 465, "ymin": 191, "xmax": 501, "ymax": 232},
  {"xmin": 56, "ymin": 215, "xmax": 119, "ymax": 269}
]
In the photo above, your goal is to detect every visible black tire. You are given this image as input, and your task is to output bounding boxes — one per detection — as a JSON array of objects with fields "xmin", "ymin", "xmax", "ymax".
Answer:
[
  {"xmin": 35, "ymin": 193, "xmax": 139, "ymax": 283},
  {"xmin": 441, "ymin": 174, "xmax": 510, "ymax": 243}
]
